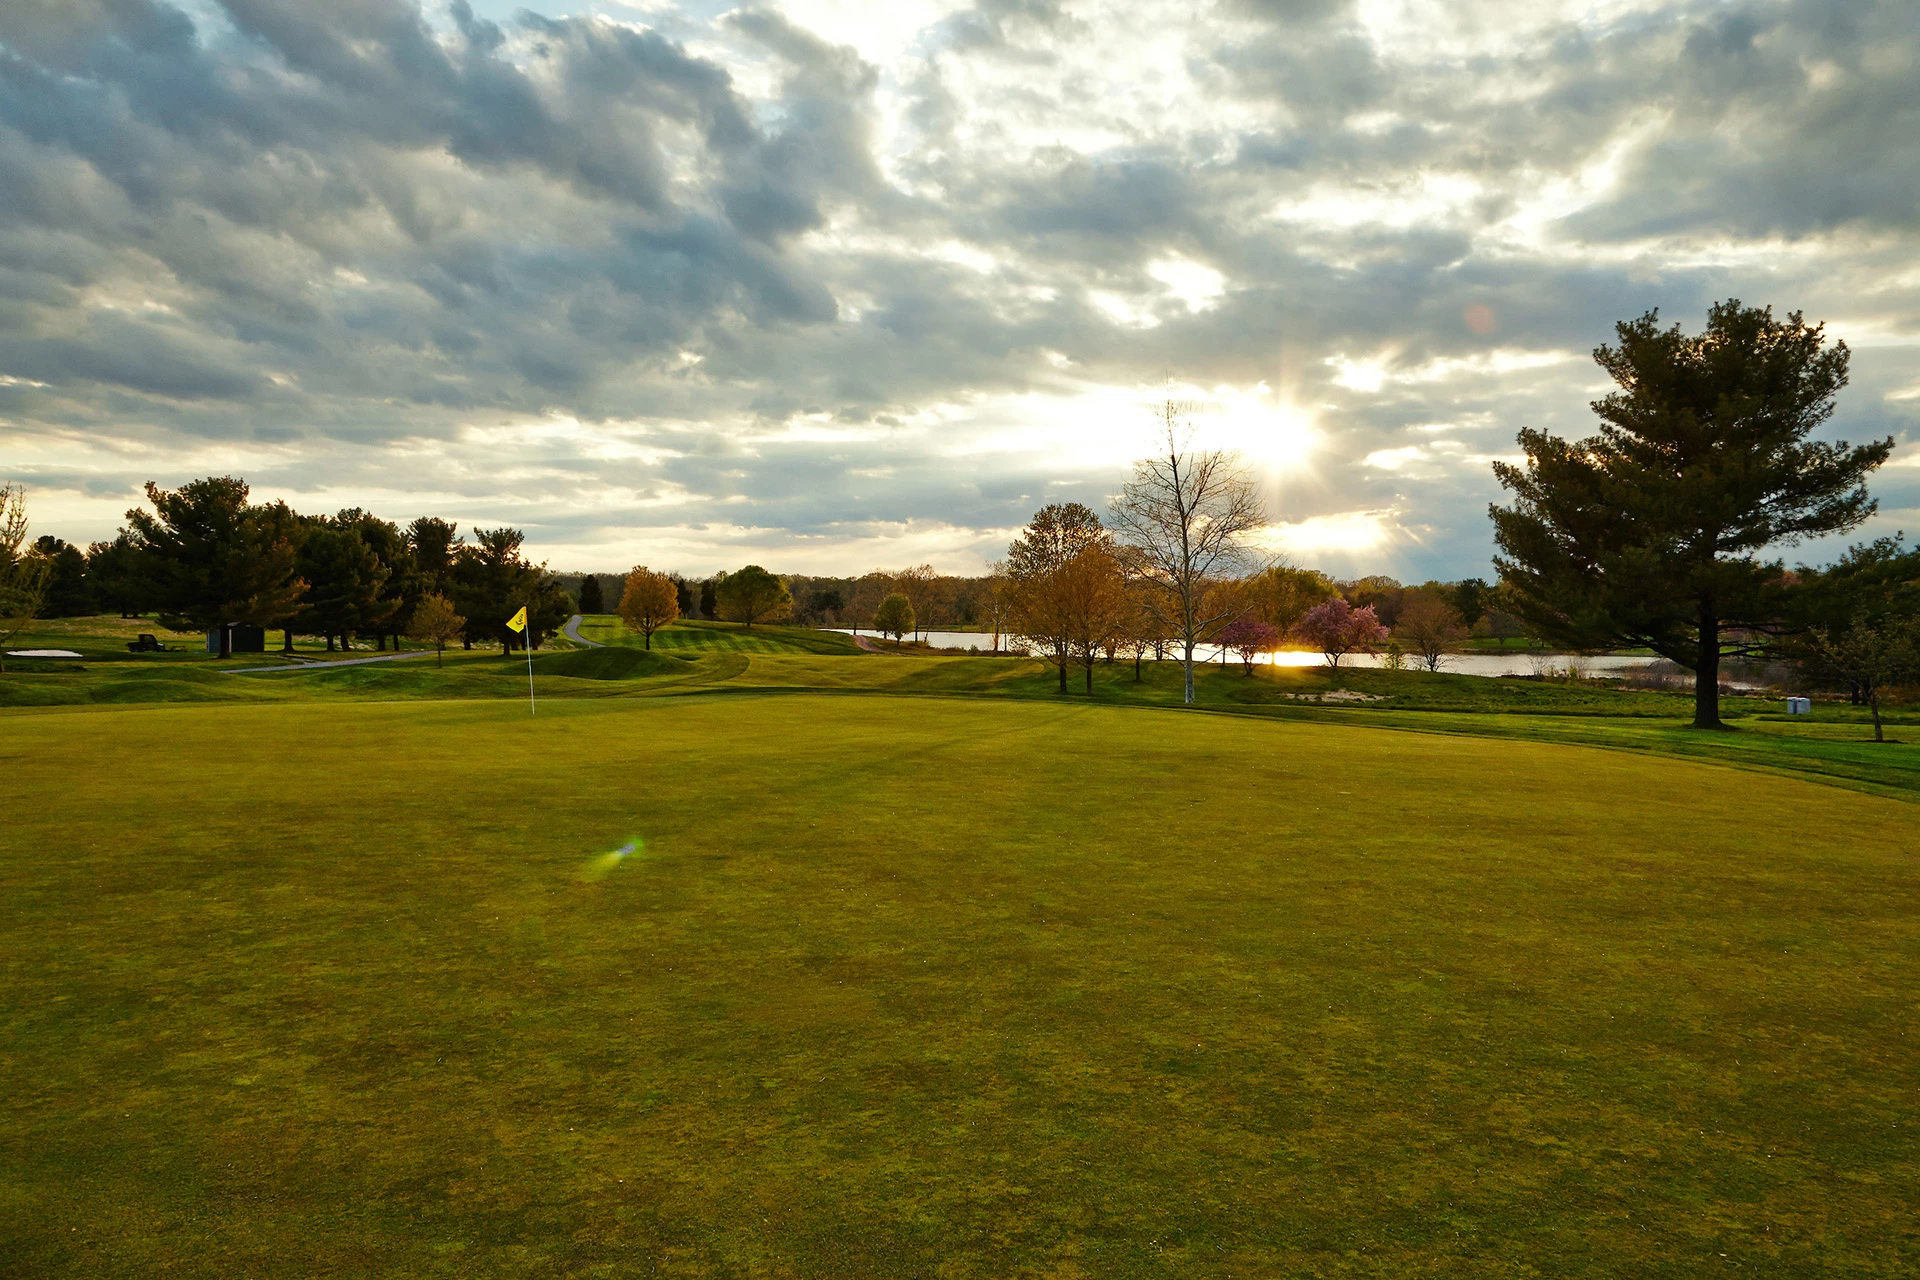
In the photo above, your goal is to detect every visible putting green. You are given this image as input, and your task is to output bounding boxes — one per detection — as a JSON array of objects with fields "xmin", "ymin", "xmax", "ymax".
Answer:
[{"xmin": 2, "ymin": 695, "xmax": 1915, "ymax": 1277}]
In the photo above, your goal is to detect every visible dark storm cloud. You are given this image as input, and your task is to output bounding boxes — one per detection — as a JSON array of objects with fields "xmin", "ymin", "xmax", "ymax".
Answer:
[
  {"xmin": 0, "ymin": 0, "xmax": 836, "ymax": 418},
  {"xmin": 0, "ymin": 0, "xmax": 1915, "ymax": 573}
]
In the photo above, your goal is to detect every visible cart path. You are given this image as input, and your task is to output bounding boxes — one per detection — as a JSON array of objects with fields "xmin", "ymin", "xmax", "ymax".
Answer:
[{"xmin": 562, "ymin": 614, "xmax": 605, "ymax": 648}]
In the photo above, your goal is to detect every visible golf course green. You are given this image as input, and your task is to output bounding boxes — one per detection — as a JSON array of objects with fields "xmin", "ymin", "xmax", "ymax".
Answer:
[{"xmin": 4, "ymin": 693, "xmax": 1916, "ymax": 1276}]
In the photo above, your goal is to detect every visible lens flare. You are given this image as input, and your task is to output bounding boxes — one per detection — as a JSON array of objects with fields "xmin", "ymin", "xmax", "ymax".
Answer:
[{"xmin": 579, "ymin": 838, "xmax": 643, "ymax": 882}]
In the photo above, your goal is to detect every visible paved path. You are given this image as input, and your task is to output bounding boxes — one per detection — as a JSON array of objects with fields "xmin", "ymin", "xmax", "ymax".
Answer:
[
  {"xmin": 563, "ymin": 614, "xmax": 604, "ymax": 648},
  {"xmin": 221, "ymin": 650, "xmax": 439, "ymax": 674}
]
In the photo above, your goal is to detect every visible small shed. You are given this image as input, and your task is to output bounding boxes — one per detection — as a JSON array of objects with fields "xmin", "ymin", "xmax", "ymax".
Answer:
[{"xmin": 205, "ymin": 625, "xmax": 267, "ymax": 654}]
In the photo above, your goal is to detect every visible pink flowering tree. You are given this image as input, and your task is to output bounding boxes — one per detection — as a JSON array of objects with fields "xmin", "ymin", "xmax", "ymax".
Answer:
[
  {"xmin": 1216, "ymin": 616, "xmax": 1280, "ymax": 675},
  {"xmin": 1295, "ymin": 598, "xmax": 1388, "ymax": 668}
]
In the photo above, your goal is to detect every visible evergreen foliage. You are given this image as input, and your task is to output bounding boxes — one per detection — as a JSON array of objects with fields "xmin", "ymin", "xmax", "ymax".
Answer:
[
  {"xmin": 1493, "ymin": 301, "xmax": 1893, "ymax": 728},
  {"xmin": 122, "ymin": 477, "xmax": 305, "ymax": 658}
]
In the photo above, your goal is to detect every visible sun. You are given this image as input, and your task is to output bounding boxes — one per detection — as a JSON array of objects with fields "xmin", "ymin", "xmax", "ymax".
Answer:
[{"xmin": 1201, "ymin": 383, "xmax": 1321, "ymax": 477}]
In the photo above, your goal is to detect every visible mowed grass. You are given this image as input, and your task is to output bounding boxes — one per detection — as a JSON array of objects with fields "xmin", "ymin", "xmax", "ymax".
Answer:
[
  {"xmin": 6, "ymin": 613, "xmax": 1920, "ymax": 798},
  {"xmin": 575, "ymin": 615, "xmax": 867, "ymax": 656},
  {"xmin": 3, "ymin": 695, "xmax": 1917, "ymax": 1277}
]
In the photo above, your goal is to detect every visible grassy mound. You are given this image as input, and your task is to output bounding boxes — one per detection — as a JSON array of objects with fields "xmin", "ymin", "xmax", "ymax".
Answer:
[
  {"xmin": 2, "ymin": 696, "xmax": 1915, "ymax": 1276},
  {"xmin": 537, "ymin": 645, "xmax": 689, "ymax": 680}
]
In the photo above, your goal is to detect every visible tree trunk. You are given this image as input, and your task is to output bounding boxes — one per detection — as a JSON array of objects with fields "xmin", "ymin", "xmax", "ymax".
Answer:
[
  {"xmin": 1868, "ymin": 687, "xmax": 1885, "ymax": 742},
  {"xmin": 1134, "ymin": 652, "xmax": 1143, "ymax": 681},
  {"xmin": 1693, "ymin": 606, "xmax": 1723, "ymax": 729},
  {"xmin": 1182, "ymin": 639, "xmax": 1196, "ymax": 704},
  {"xmin": 283, "ymin": 629, "xmax": 295, "ymax": 654},
  {"xmin": 1057, "ymin": 655, "xmax": 1067, "ymax": 693},
  {"xmin": 1084, "ymin": 660, "xmax": 1093, "ymax": 693},
  {"xmin": 325, "ymin": 634, "xmax": 335, "ymax": 652}
]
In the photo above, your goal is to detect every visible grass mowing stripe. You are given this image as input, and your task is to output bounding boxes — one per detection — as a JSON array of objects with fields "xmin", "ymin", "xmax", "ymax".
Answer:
[{"xmin": 2, "ymin": 695, "xmax": 1916, "ymax": 1276}]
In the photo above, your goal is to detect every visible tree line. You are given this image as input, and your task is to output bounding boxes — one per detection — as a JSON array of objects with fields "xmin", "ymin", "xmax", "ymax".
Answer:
[
  {"xmin": 947, "ymin": 300, "xmax": 1920, "ymax": 729},
  {"xmin": 986, "ymin": 408, "xmax": 1528, "ymax": 699},
  {"xmin": 576, "ymin": 550, "xmax": 1516, "ymax": 677},
  {"xmin": 10, "ymin": 477, "xmax": 575, "ymax": 657},
  {"xmin": 6, "ymin": 303, "xmax": 1913, "ymax": 718},
  {"xmin": 572, "ymin": 563, "xmax": 1011, "ymax": 641},
  {"xmin": 0, "ymin": 469, "xmax": 1570, "ymax": 686}
]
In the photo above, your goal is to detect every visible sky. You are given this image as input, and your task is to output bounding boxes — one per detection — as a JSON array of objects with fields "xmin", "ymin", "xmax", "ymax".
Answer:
[{"xmin": 2, "ymin": 0, "xmax": 1917, "ymax": 579}]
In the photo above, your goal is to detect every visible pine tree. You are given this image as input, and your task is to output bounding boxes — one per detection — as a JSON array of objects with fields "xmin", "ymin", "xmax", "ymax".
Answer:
[
  {"xmin": 1493, "ymin": 301, "xmax": 1892, "ymax": 728},
  {"xmin": 123, "ymin": 477, "xmax": 305, "ymax": 659}
]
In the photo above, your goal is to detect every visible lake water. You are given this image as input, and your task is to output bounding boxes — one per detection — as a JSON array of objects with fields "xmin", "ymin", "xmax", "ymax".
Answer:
[{"xmin": 833, "ymin": 630, "xmax": 1678, "ymax": 680}]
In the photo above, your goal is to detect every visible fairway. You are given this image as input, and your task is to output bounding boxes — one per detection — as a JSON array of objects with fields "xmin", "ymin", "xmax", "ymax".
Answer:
[
  {"xmin": 573, "ymin": 615, "xmax": 868, "ymax": 656},
  {"xmin": 3, "ymin": 695, "xmax": 1917, "ymax": 1276}
]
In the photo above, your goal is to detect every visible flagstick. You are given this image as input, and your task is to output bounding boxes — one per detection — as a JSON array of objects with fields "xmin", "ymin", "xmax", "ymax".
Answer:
[{"xmin": 525, "ymin": 630, "xmax": 536, "ymax": 716}]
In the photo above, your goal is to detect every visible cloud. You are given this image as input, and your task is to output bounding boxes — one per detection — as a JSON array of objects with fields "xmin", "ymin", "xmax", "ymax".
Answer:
[{"xmin": 0, "ymin": 0, "xmax": 1915, "ymax": 578}]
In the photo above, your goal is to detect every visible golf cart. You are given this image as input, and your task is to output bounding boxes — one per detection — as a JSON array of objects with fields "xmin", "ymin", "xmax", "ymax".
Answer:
[{"xmin": 127, "ymin": 634, "xmax": 173, "ymax": 653}]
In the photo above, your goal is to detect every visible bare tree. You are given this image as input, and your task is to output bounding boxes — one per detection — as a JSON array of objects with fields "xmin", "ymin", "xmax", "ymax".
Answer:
[
  {"xmin": 892, "ymin": 564, "xmax": 940, "ymax": 641},
  {"xmin": 1797, "ymin": 619, "xmax": 1920, "ymax": 743},
  {"xmin": 1394, "ymin": 589, "xmax": 1468, "ymax": 672},
  {"xmin": 1116, "ymin": 565, "xmax": 1174, "ymax": 680},
  {"xmin": 848, "ymin": 571, "xmax": 894, "ymax": 636},
  {"xmin": 0, "ymin": 484, "xmax": 54, "ymax": 671},
  {"xmin": 1108, "ymin": 401, "xmax": 1268, "ymax": 704},
  {"xmin": 982, "ymin": 561, "xmax": 1012, "ymax": 653}
]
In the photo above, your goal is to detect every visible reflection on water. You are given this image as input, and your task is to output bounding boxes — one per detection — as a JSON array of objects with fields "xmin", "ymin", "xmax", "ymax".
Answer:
[{"xmin": 834, "ymin": 630, "xmax": 1690, "ymax": 681}]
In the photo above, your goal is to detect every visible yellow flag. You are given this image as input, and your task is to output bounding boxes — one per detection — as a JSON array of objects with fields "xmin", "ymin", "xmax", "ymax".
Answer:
[{"xmin": 506, "ymin": 606, "xmax": 528, "ymax": 633}]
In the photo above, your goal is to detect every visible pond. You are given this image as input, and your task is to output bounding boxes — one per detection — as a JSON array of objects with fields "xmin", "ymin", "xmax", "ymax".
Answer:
[{"xmin": 833, "ymin": 630, "xmax": 1701, "ymax": 681}]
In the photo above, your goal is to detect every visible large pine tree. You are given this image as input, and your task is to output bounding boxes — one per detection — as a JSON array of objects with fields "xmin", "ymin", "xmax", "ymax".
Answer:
[
  {"xmin": 124, "ymin": 477, "xmax": 306, "ymax": 658},
  {"xmin": 1491, "ymin": 301, "xmax": 1892, "ymax": 728}
]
